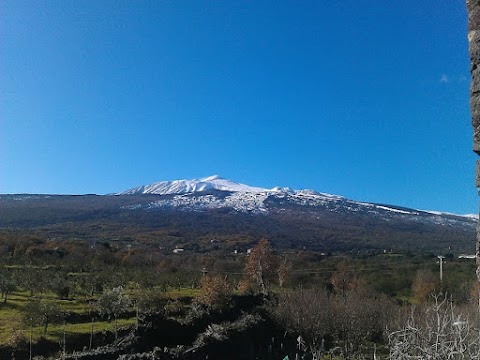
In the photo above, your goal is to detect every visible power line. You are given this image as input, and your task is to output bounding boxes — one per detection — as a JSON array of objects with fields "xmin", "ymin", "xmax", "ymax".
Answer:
[{"xmin": 175, "ymin": 262, "xmax": 426, "ymax": 276}]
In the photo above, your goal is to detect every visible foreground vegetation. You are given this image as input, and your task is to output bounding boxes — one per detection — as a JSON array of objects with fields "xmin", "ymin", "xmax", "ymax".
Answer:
[{"xmin": 0, "ymin": 231, "xmax": 477, "ymax": 359}]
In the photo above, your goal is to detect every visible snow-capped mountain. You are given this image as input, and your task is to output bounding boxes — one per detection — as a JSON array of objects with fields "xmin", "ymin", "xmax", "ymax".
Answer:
[
  {"xmin": 118, "ymin": 175, "xmax": 267, "ymax": 195},
  {"xmin": 119, "ymin": 175, "xmax": 342, "ymax": 199},
  {"xmin": 119, "ymin": 175, "xmax": 349, "ymax": 213},
  {"xmin": 0, "ymin": 175, "xmax": 476, "ymax": 253},
  {"xmin": 117, "ymin": 176, "xmax": 477, "ymax": 226}
]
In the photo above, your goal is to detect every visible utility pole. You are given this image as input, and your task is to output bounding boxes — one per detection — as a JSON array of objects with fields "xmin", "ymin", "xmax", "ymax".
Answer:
[
  {"xmin": 63, "ymin": 320, "xmax": 66, "ymax": 359},
  {"xmin": 438, "ymin": 255, "xmax": 444, "ymax": 283},
  {"xmin": 29, "ymin": 320, "xmax": 32, "ymax": 360}
]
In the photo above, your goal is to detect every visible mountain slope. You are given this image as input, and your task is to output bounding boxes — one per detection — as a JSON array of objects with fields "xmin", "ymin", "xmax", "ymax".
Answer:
[
  {"xmin": 0, "ymin": 176, "xmax": 476, "ymax": 254},
  {"xmin": 118, "ymin": 176, "xmax": 476, "ymax": 224}
]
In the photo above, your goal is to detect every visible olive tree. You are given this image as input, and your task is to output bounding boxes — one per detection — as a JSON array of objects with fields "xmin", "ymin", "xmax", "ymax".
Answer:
[
  {"xmin": 0, "ymin": 268, "xmax": 16, "ymax": 303},
  {"xmin": 23, "ymin": 297, "xmax": 63, "ymax": 335},
  {"xmin": 97, "ymin": 286, "xmax": 131, "ymax": 340}
]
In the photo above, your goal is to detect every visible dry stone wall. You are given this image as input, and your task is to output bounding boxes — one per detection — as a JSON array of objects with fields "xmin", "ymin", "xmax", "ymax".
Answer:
[{"xmin": 467, "ymin": 0, "xmax": 480, "ymax": 289}]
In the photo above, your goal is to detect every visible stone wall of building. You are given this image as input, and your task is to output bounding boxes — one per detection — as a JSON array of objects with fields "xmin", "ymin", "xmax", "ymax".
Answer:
[{"xmin": 467, "ymin": 0, "xmax": 480, "ymax": 289}]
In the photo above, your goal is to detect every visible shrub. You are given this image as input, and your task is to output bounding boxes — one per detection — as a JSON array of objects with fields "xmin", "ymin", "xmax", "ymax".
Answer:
[
  {"xmin": 388, "ymin": 294, "xmax": 480, "ymax": 359},
  {"xmin": 272, "ymin": 286, "xmax": 395, "ymax": 358},
  {"xmin": 196, "ymin": 275, "xmax": 231, "ymax": 310}
]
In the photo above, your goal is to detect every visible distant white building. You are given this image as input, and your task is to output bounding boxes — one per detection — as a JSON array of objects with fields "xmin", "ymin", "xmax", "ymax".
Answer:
[
  {"xmin": 173, "ymin": 248, "xmax": 184, "ymax": 254},
  {"xmin": 458, "ymin": 254, "xmax": 476, "ymax": 259}
]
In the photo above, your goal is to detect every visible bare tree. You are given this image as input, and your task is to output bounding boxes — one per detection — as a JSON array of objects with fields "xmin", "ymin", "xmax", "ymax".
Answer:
[
  {"xmin": 411, "ymin": 269, "xmax": 440, "ymax": 304},
  {"xmin": 388, "ymin": 295, "xmax": 480, "ymax": 359},
  {"xmin": 196, "ymin": 275, "xmax": 231, "ymax": 310},
  {"xmin": 277, "ymin": 256, "xmax": 292, "ymax": 288},
  {"xmin": 273, "ymin": 285, "xmax": 394, "ymax": 358},
  {"xmin": 243, "ymin": 239, "xmax": 277, "ymax": 295}
]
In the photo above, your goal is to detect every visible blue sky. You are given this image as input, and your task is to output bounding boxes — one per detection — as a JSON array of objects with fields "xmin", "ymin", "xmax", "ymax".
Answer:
[{"xmin": 1, "ymin": 0, "xmax": 477, "ymax": 214}]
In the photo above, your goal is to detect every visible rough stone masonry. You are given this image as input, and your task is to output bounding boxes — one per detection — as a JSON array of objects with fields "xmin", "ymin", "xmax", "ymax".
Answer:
[{"xmin": 467, "ymin": 0, "xmax": 480, "ymax": 296}]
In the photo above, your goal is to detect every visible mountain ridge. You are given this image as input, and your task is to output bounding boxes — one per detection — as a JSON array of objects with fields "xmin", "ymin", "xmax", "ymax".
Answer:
[
  {"xmin": 0, "ymin": 176, "xmax": 476, "ymax": 253},
  {"xmin": 119, "ymin": 175, "xmax": 284, "ymax": 196},
  {"xmin": 117, "ymin": 175, "xmax": 476, "ymax": 220}
]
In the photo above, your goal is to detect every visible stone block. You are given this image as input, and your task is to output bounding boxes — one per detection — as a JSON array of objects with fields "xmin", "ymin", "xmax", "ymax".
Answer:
[
  {"xmin": 469, "ymin": 31, "xmax": 480, "ymax": 65},
  {"xmin": 468, "ymin": 0, "xmax": 480, "ymax": 31},
  {"xmin": 470, "ymin": 35, "xmax": 480, "ymax": 153},
  {"xmin": 476, "ymin": 160, "xmax": 480, "ymax": 187}
]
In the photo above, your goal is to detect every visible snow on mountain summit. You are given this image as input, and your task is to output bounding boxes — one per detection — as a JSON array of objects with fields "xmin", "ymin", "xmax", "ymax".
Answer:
[
  {"xmin": 116, "ymin": 176, "xmax": 477, "ymax": 230},
  {"xmin": 119, "ymin": 175, "xmax": 346, "ymax": 199},
  {"xmin": 118, "ymin": 175, "xmax": 268, "ymax": 195}
]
